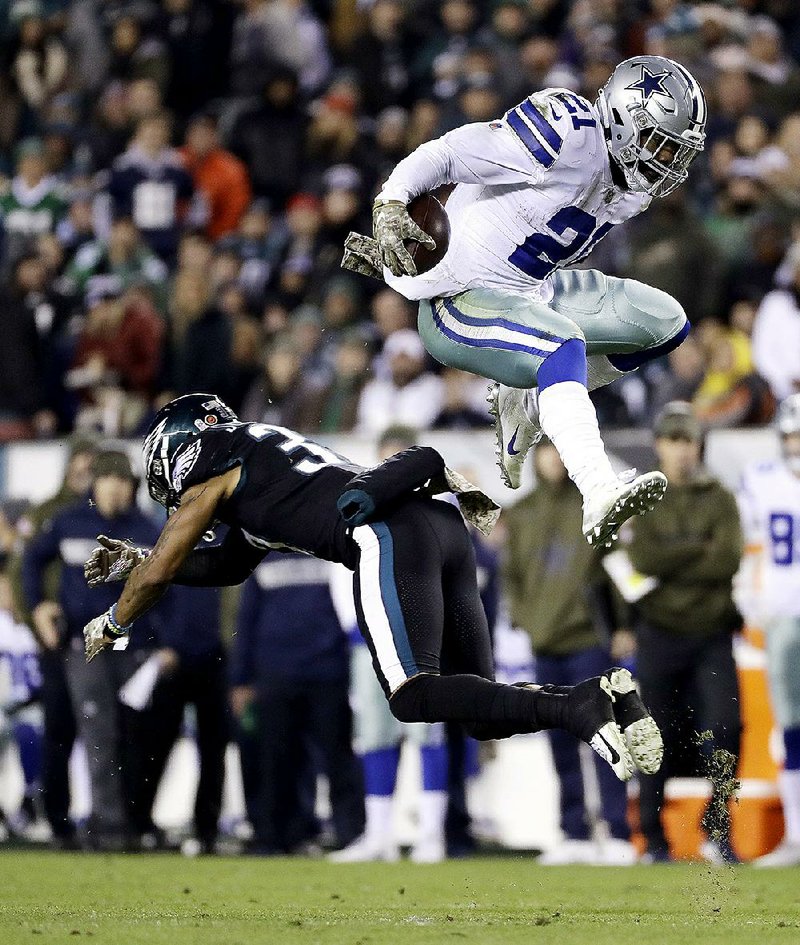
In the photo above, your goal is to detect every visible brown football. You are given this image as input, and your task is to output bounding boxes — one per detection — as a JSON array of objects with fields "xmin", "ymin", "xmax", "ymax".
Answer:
[{"xmin": 404, "ymin": 193, "xmax": 451, "ymax": 274}]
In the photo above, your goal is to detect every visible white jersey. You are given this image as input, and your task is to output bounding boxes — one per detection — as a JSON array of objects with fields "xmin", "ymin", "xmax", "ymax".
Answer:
[
  {"xmin": 379, "ymin": 89, "xmax": 651, "ymax": 302},
  {"xmin": 0, "ymin": 611, "xmax": 41, "ymax": 708},
  {"xmin": 737, "ymin": 460, "xmax": 800, "ymax": 619}
]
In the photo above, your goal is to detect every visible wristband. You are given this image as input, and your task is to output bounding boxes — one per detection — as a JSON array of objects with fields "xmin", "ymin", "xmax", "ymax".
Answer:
[{"xmin": 107, "ymin": 603, "xmax": 133, "ymax": 638}]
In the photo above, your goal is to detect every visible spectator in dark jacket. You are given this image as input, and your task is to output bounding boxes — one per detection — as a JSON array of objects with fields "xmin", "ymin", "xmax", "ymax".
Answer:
[
  {"xmin": 20, "ymin": 449, "xmax": 166, "ymax": 849},
  {"xmin": 627, "ymin": 402, "xmax": 743, "ymax": 864},
  {"xmin": 0, "ymin": 252, "xmax": 59, "ymax": 441},
  {"xmin": 230, "ymin": 551, "xmax": 364, "ymax": 854},
  {"xmin": 106, "ymin": 113, "xmax": 196, "ymax": 261},
  {"xmin": 137, "ymin": 582, "xmax": 227, "ymax": 855},
  {"xmin": 229, "ymin": 67, "xmax": 306, "ymax": 208}
]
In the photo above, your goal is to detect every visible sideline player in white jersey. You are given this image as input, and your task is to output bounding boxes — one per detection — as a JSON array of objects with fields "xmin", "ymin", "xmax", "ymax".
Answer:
[
  {"xmin": 738, "ymin": 395, "xmax": 800, "ymax": 867},
  {"xmin": 342, "ymin": 56, "xmax": 707, "ymax": 546}
]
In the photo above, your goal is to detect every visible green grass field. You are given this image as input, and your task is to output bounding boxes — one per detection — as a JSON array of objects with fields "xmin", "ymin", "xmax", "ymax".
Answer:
[{"xmin": 1, "ymin": 853, "xmax": 799, "ymax": 945}]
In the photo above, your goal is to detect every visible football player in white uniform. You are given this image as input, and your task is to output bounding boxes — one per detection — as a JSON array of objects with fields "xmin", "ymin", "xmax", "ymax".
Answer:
[
  {"xmin": 738, "ymin": 395, "xmax": 800, "ymax": 867},
  {"xmin": 343, "ymin": 56, "xmax": 706, "ymax": 546}
]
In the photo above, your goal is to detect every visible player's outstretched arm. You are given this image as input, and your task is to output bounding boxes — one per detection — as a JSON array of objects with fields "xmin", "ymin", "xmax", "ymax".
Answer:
[{"xmin": 83, "ymin": 470, "xmax": 238, "ymax": 661}]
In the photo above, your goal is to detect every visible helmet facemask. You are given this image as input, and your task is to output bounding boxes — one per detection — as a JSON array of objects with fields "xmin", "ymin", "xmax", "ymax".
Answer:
[{"xmin": 619, "ymin": 112, "xmax": 704, "ymax": 197}]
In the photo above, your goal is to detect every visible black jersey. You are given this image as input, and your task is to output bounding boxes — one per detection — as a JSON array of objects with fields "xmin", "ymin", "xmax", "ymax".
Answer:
[{"xmin": 174, "ymin": 422, "xmax": 363, "ymax": 567}]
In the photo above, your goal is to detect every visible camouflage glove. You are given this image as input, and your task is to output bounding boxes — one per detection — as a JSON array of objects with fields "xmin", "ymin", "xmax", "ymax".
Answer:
[
  {"xmin": 341, "ymin": 232, "xmax": 384, "ymax": 281},
  {"xmin": 443, "ymin": 467, "xmax": 501, "ymax": 537},
  {"xmin": 83, "ymin": 606, "xmax": 131, "ymax": 663},
  {"xmin": 84, "ymin": 535, "xmax": 149, "ymax": 587},
  {"xmin": 372, "ymin": 199, "xmax": 435, "ymax": 277}
]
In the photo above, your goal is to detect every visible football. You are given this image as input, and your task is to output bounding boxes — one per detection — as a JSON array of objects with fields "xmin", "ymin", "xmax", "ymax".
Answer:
[{"xmin": 404, "ymin": 192, "xmax": 451, "ymax": 274}]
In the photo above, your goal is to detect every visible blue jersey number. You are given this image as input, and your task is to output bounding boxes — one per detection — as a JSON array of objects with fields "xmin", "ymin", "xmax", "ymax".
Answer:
[
  {"xmin": 509, "ymin": 206, "xmax": 615, "ymax": 280},
  {"xmin": 553, "ymin": 92, "xmax": 596, "ymax": 130},
  {"xmin": 769, "ymin": 512, "xmax": 796, "ymax": 566}
]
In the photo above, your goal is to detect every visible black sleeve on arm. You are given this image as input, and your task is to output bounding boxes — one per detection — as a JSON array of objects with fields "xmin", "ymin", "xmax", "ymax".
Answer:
[
  {"xmin": 339, "ymin": 446, "xmax": 446, "ymax": 521},
  {"xmin": 172, "ymin": 528, "xmax": 267, "ymax": 587}
]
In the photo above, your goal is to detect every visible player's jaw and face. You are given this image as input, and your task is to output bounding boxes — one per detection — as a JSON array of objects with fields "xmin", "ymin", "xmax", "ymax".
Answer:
[
  {"xmin": 654, "ymin": 434, "xmax": 701, "ymax": 484},
  {"xmin": 633, "ymin": 128, "xmax": 701, "ymax": 196}
]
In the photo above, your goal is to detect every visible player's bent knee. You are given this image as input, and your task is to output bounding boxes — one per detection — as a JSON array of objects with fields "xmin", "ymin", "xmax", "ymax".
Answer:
[
  {"xmin": 609, "ymin": 280, "xmax": 689, "ymax": 372},
  {"xmin": 621, "ymin": 279, "xmax": 688, "ymax": 343},
  {"xmin": 388, "ymin": 673, "xmax": 437, "ymax": 724}
]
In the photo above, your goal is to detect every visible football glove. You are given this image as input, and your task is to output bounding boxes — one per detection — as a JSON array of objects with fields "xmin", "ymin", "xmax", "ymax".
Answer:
[
  {"xmin": 84, "ymin": 535, "xmax": 149, "ymax": 587},
  {"xmin": 341, "ymin": 232, "xmax": 384, "ymax": 281},
  {"xmin": 83, "ymin": 606, "xmax": 131, "ymax": 664},
  {"xmin": 372, "ymin": 199, "xmax": 435, "ymax": 277}
]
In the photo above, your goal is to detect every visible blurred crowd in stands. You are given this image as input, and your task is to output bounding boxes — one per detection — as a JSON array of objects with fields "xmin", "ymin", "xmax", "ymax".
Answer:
[{"xmin": 0, "ymin": 0, "xmax": 799, "ymax": 441}]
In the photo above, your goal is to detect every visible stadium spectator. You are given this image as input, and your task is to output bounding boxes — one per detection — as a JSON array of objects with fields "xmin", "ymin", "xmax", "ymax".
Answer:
[
  {"xmin": 357, "ymin": 329, "xmax": 444, "ymax": 436},
  {"xmin": 64, "ymin": 217, "xmax": 169, "ymax": 310},
  {"xmin": 752, "ymin": 249, "xmax": 800, "ymax": 402},
  {"xmin": 7, "ymin": 436, "xmax": 96, "ymax": 847},
  {"xmin": 230, "ymin": 551, "xmax": 364, "ymax": 854},
  {"xmin": 349, "ymin": 0, "xmax": 415, "ymax": 117},
  {"xmin": 627, "ymin": 403, "xmax": 743, "ymax": 864},
  {"xmin": 136, "ymin": 584, "xmax": 227, "ymax": 856},
  {"xmin": 106, "ymin": 112, "xmax": 197, "ymax": 262},
  {"xmin": 160, "ymin": 0, "xmax": 233, "ymax": 120},
  {"xmin": 433, "ymin": 368, "xmax": 491, "ymax": 430},
  {"xmin": 8, "ymin": 0, "xmax": 68, "ymax": 120},
  {"xmin": 180, "ymin": 115, "xmax": 252, "ymax": 242},
  {"xmin": 68, "ymin": 275, "xmax": 164, "ymax": 435},
  {"xmin": 290, "ymin": 328, "xmax": 373, "ymax": 434},
  {"xmin": 229, "ymin": 67, "xmax": 306, "ymax": 207},
  {"xmin": 503, "ymin": 439, "xmax": 635, "ymax": 866},
  {"xmin": 0, "ymin": 252, "xmax": 60, "ymax": 441},
  {"xmin": 20, "ymin": 449, "xmax": 164, "ymax": 850},
  {"xmin": 0, "ymin": 137, "xmax": 67, "ymax": 274}
]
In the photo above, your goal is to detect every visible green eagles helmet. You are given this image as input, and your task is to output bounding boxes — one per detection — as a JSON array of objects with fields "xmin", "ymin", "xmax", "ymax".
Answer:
[{"xmin": 142, "ymin": 393, "xmax": 238, "ymax": 512}]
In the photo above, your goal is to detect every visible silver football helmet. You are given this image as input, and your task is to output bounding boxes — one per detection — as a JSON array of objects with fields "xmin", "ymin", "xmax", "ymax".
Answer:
[{"xmin": 596, "ymin": 56, "xmax": 706, "ymax": 198}]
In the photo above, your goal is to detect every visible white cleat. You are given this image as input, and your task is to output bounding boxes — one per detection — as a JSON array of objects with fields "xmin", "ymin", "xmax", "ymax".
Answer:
[
  {"xmin": 589, "ymin": 719, "xmax": 635, "ymax": 783},
  {"xmin": 410, "ymin": 839, "xmax": 446, "ymax": 863},
  {"xmin": 593, "ymin": 837, "xmax": 638, "ymax": 866},
  {"xmin": 582, "ymin": 471, "xmax": 667, "ymax": 547},
  {"xmin": 537, "ymin": 839, "xmax": 597, "ymax": 866},
  {"xmin": 487, "ymin": 382, "xmax": 542, "ymax": 489},
  {"xmin": 328, "ymin": 834, "xmax": 400, "ymax": 863},
  {"xmin": 752, "ymin": 840, "xmax": 800, "ymax": 868},
  {"xmin": 604, "ymin": 668, "xmax": 664, "ymax": 775}
]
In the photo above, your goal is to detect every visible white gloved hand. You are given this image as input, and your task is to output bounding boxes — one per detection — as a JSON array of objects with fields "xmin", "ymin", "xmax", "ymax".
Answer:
[{"xmin": 84, "ymin": 535, "xmax": 149, "ymax": 587}]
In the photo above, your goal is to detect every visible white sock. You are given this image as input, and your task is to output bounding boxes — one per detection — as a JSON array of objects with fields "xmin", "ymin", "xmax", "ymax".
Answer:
[
  {"xmin": 586, "ymin": 355, "xmax": 625, "ymax": 392},
  {"xmin": 364, "ymin": 795, "xmax": 395, "ymax": 847},
  {"xmin": 416, "ymin": 790, "xmax": 447, "ymax": 847},
  {"xmin": 538, "ymin": 381, "xmax": 618, "ymax": 498},
  {"xmin": 779, "ymin": 770, "xmax": 800, "ymax": 843}
]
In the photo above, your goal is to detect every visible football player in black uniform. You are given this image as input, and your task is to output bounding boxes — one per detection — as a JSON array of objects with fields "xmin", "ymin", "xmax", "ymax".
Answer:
[{"xmin": 82, "ymin": 394, "xmax": 663, "ymax": 783}]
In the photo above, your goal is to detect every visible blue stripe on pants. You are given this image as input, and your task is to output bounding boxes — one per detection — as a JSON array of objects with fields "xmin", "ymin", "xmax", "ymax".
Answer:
[
  {"xmin": 441, "ymin": 298, "xmax": 566, "ymax": 344},
  {"xmin": 433, "ymin": 301, "xmax": 554, "ymax": 359},
  {"xmin": 371, "ymin": 523, "xmax": 418, "ymax": 677}
]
